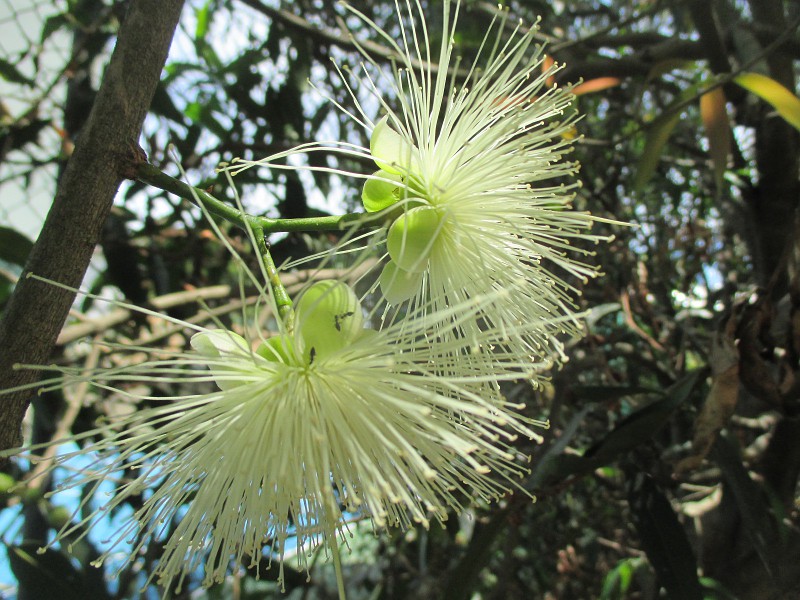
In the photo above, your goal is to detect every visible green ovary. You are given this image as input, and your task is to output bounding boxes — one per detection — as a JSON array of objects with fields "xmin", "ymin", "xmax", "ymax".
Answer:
[{"xmin": 294, "ymin": 281, "xmax": 365, "ymax": 363}]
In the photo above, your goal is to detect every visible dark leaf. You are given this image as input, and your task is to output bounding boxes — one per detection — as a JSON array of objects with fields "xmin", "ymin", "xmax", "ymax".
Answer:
[
  {"xmin": 0, "ymin": 119, "xmax": 51, "ymax": 155},
  {"xmin": 627, "ymin": 473, "xmax": 703, "ymax": 600},
  {"xmin": 150, "ymin": 81, "xmax": 187, "ymax": 124},
  {"xmin": 40, "ymin": 13, "xmax": 70, "ymax": 45},
  {"xmin": 711, "ymin": 433, "xmax": 782, "ymax": 573},
  {"xmin": 570, "ymin": 385, "xmax": 659, "ymax": 403},
  {"xmin": 531, "ymin": 372, "xmax": 702, "ymax": 488},
  {"xmin": 584, "ymin": 370, "xmax": 702, "ymax": 464},
  {"xmin": 0, "ymin": 57, "xmax": 34, "ymax": 86},
  {"xmin": 0, "ymin": 226, "xmax": 34, "ymax": 267}
]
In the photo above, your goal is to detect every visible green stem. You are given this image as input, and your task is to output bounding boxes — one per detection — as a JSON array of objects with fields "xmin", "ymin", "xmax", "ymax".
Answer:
[
  {"xmin": 136, "ymin": 162, "xmax": 366, "ymax": 234},
  {"xmin": 137, "ymin": 162, "xmax": 250, "ymax": 228},
  {"xmin": 266, "ymin": 213, "xmax": 365, "ymax": 233},
  {"xmin": 251, "ymin": 223, "xmax": 295, "ymax": 328},
  {"xmin": 137, "ymin": 163, "xmax": 301, "ymax": 325}
]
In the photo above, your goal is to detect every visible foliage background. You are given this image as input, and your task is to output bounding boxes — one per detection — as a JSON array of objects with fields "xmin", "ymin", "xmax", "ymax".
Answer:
[{"xmin": 1, "ymin": 0, "xmax": 799, "ymax": 598}]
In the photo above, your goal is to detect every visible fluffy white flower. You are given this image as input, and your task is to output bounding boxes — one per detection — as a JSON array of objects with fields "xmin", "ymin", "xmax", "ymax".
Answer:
[
  {"xmin": 228, "ymin": 0, "xmax": 613, "ymax": 361},
  {"xmin": 8, "ymin": 274, "xmax": 549, "ymax": 593}
]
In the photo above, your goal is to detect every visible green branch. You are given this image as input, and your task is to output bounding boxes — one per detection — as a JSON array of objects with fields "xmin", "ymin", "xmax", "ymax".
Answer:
[{"xmin": 135, "ymin": 162, "xmax": 366, "ymax": 234}]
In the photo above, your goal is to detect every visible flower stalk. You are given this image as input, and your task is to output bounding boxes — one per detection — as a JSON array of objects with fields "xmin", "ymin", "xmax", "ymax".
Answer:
[
  {"xmin": 136, "ymin": 162, "xmax": 365, "ymax": 234},
  {"xmin": 252, "ymin": 223, "xmax": 294, "ymax": 328}
]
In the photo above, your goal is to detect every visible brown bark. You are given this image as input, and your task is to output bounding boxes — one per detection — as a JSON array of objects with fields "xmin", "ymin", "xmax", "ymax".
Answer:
[{"xmin": 0, "ymin": 0, "xmax": 185, "ymax": 453}]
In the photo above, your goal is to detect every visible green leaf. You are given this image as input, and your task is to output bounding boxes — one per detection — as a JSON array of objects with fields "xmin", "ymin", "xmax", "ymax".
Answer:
[
  {"xmin": 583, "ymin": 370, "xmax": 702, "ymax": 464},
  {"xmin": 734, "ymin": 72, "xmax": 800, "ymax": 132},
  {"xmin": 627, "ymin": 473, "xmax": 704, "ymax": 600},
  {"xmin": 184, "ymin": 100, "xmax": 202, "ymax": 122},
  {"xmin": 0, "ymin": 57, "xmax": 34, "ymax": 86},
  {"xmin": 600, "ymin": 557, "xmax": 644, "ymax": 599},
  {"xmin": 0, "ymin": 226, "xmax": 34, "ymax": 267},
  {"xmin": 195, "ymin": 0, "xmax": 212, "ymax": 42},
  {"xmin": 712, "ymin": 433, "xmax": 781, "ymax": 572},
  {"xmin": 633, "ymin": 108, "xmax": 682, "ymax": 193}
]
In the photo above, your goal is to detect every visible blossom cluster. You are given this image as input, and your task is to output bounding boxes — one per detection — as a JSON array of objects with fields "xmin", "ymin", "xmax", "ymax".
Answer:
[{"xmin": 4, "ymin": 0, "xmax": 614, "ymax": 596}]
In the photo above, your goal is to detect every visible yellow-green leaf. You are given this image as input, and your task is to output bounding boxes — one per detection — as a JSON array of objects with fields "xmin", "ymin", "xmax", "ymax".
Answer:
[
  {"xmin": 734, "ymin": 72, "xmax": 800, "ymax": 132},
  {"xmin": 700, "ymin": 87, "xmax": 731, "ymax": 193}
]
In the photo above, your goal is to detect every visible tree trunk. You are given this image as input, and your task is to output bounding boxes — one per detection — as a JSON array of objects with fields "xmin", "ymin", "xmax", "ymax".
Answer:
[{"xmin": 0, "ymin": 0, "xmax": 185, "ymax": 453}]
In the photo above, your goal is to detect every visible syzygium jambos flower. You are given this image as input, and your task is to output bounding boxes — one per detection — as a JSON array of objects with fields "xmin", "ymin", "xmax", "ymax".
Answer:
[
  {"xmin": 7, "ymin": 275, "xmax": 549, "ymax": 593},
  {"xmin": 227, "ymin": 0, "xmax": 614, "ymax": 361}
]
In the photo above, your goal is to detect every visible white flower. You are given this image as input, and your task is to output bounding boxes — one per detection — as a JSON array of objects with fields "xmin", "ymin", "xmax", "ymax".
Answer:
[
  {"xmin": 227, "ymin": 0, "xmax": 613, "ymax": 361},
  {"xmin": 9, "ymin": 275, "xmax": 549, "ymax": 593}
]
